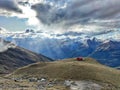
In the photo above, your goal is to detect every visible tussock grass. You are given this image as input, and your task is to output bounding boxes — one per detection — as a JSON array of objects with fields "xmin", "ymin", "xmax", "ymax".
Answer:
[{"xmin": 10, "ymin": 58, "xmax": 120, "ymax": 88}]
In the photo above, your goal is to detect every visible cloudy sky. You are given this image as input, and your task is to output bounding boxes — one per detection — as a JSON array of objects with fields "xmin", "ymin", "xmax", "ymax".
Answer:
[{"xmin": 0, "ymin": 0, "xmax": 120, "ymax": 39}]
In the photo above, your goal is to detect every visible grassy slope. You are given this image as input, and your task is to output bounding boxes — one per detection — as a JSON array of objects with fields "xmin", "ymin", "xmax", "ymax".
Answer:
[
  {"xmin": 10, "ymin": 58, "xmax": 120, "ymax": 88},
  {"xmin": 0, "ymin": 46, "xmax": 53, "ymax": 74}
]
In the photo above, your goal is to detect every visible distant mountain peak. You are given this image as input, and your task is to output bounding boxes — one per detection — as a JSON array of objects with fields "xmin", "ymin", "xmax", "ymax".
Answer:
[
  {"xmin": 25, "ymin": 29, "xmax": 35, "ymax": 33},
  {"xmin": 0, "ymin": 27, "xmax": 8, "ymax": 34},
  {"xmin": 0, "ymin": 38, "xmax": 16, "ymax": 52},
  {"xmin": 0, "ymin": 39, "xmax": 53, "ymax": 74}
]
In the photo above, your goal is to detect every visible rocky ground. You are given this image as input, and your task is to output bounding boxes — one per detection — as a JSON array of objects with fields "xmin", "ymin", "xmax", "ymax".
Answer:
[
  {"xmin": 0, "ymin": 58, "xmax": 119, "ymax": 90},
  {"xmin": 0, "ymin": 77, "xmax": 116, "ymax": 90}
]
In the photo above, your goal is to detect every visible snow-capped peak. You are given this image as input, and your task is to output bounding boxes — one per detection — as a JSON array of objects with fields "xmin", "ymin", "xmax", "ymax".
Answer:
[
  {"xmin": 0, "ymin": 27, "xmax": 9, "ymax": 34},
  {"xmin": 0, "ymin": 38, "xmax": 16, "ymax": 52}
]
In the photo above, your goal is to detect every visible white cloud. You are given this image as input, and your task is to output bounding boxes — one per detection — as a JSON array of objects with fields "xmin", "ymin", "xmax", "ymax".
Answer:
[
  {"xmin": 0, "ymin": 0, "xmax": 120, "ymax": 40},
  {"xmin": 96, "ymin": 31, "xmax": 120, "ymax": 41},
  {"xmin": 12, "ymin": 5, "xmax": 40, "ymax": 26},
  {"xmin": 0, "ymin": 38, "xmax": 16, "ymax": 52},
  {"xmin": 0, "ymin": 0, "xmax": 42, "ymax": 28}
]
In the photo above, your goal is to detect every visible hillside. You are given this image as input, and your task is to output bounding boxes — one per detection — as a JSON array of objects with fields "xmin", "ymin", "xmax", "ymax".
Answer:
[
  {"xmin": 0, "ymin": 39, "xmax": 53, "ymax": 74},
  {"xmin": 10, "ymin": 58, "xmax": 120, "ymax": 89},
  {"xmin": 90, "ymin": 40, "xmax": 120, "ymax": 67}
]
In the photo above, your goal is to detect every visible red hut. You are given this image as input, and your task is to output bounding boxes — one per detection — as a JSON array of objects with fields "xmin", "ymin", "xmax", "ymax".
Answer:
[{"xmin": 76, "ymin": 57, "xmax": 83, "ymax": 61}]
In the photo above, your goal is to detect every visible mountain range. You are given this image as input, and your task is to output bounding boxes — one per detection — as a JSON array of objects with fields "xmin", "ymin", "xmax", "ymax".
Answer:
[
  {"xmin": 1, "ymin": 29, "xmax": 120, "ymax": 67},
  {"xmin": 0, "ymin": 29, "xmax": 120, "ymax": 89},
  {"xmin": 90, "ymin": 40, "xmax": 120, "ymax": 67},
  {"xmin": 0, "ymin": 38, "xmax": 53, "ymax": 74}
]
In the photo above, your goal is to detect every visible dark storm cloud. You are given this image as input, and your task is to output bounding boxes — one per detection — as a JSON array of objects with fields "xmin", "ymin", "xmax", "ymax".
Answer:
[
  {"xmin": 88, "ymin": 29, "xmax": 116, "ymax": 36},
  {"xmin": 32, "ymin": 3, "xmax": 52, "ymax": 24},
  {"xmin": 31, "ymin": 0, "xmax": 94, "ymax": 25},
  {"xmin": 0, "ymin": 0, "xmax": 22, "ymax": 13},
  {"xmin": 55, "ymin": 31, "xmax": 84, "ymax": 37},
  {"xmin": 31, "ymin": 0, "xmax": 120, "ymax": 28}
]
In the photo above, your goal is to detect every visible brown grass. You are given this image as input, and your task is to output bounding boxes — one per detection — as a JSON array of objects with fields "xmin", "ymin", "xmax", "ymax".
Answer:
[{"xmin": 9, "ymin": 58, "xmax": 120, "ymax": 88}]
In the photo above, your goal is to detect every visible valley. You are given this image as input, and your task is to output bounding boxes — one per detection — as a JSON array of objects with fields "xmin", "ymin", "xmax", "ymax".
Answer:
[{"xmin": 2, "ymin": 31, "xmax": 120, "ymax": 67}]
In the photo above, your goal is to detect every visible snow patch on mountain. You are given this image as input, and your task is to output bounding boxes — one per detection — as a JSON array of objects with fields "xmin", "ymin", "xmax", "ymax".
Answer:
[
  {"xmin": 0, "ymin": 27, "xmax": 7, "ymax": 33},
  {"xmin": 0, "ymin": 38, "xmax": 16, "ymax": 52}
]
